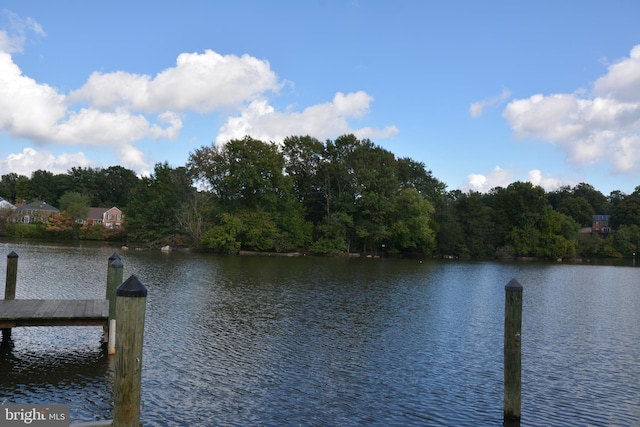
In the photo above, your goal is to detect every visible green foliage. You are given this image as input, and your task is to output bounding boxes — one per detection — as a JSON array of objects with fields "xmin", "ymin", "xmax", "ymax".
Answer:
[
  {"xmin": 201, "ymin": 213, "xmax": 242, "ymax": 253},
  {"xmin": 5, "ymin": 222, "xmax": 47, "ymax": 238},
  {"xmin": 0, "ymin": 173, "xmax": 25, "ymax": 203},
  {"xmin": 58, "ymin": 191, "xmax": 90, "ymax": 221},
  {"xmin": 311, "ymin": 212, "xmax": 353, "ymax": 254},
  {"xmin": 5, "ymin": 132, "xmax": 640, "ymax": 259},
  {"xmin": 611, "ymin": 195, "xmax": 640, "ymax": 229},
  {"xmin": 125, "ymin": 163, "xmax": 195, "ymax": 246},
  {"xmin": 388, "ymin": 188, "xmax": 436, "ymax": 254},
  {"xmin": 612, "ymin": 224, "xmax": 640, "ymax": 257}
]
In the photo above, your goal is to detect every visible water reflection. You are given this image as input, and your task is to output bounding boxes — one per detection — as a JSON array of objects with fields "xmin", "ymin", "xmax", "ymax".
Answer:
[{"xmin": 1, "ymin": 242, "xmax": 639, "ymax": 426}]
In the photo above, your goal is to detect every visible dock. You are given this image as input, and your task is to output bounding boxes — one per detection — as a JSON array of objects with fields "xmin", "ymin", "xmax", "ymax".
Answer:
[
  {"xmin": 1, "ymin": 251, "xmax": 148, "ymax": 427},
  {"xmin": 0, "ymin": 299, "xmax": 109, "ymax": 328}
]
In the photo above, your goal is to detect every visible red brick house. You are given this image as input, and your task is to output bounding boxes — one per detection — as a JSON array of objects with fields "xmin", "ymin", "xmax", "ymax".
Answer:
[
  {"xmin": 17, "ymin": 201, "xmax": 59, "ymax": 223},
  {"xmin": 83, "ymin": 207, "xmax": 124, "ymax": 228},
  {"xmin": 592, "ymin": 214, "xmax": 611, "ymax": 235}
]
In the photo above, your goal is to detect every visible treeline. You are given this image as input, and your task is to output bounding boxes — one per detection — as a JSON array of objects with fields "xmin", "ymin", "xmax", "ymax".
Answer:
[{"xmin": 1, "ymin": 134, "xmax": 639, "ymax": 258}]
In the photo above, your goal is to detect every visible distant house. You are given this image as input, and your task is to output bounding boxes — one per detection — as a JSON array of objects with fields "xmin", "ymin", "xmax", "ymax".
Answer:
[
  {"xmin": 17, "ymin": 201, "xmax": 59, "ymax": 223},
  {"xmin": 592, "ymin": 214, "xmax": 611, "ymax": 235},
  {"xmin": 0, "ymin": 197, "xmax": 16, "ymax": 211},
  {"xmin": 82, "ymin": 207, "xmax": 123, "ymax": 229}
]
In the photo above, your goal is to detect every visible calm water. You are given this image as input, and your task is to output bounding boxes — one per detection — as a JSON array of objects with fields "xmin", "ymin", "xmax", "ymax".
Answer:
[{"xmin": 0, "ymin": 241, "xmax": 638, "ymax": 426}]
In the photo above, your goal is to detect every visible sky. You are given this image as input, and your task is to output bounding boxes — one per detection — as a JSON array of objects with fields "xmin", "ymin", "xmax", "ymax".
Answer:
[{"xmin": 0, "ymin": 1, "xmax": 639, "ymax": 196}]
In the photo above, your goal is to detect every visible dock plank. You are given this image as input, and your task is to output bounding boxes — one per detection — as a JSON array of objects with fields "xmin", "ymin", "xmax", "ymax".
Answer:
[{"xmin": 0, "ymin": 299, "xmax": 109, "ymax": 328}]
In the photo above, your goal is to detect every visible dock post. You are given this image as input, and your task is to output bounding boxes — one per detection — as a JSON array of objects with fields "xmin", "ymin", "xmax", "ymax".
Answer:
[
  {"xmin": 504, "ymin": 278, "xmax": 523, "ymax": 423},
  {"xmin": 2, "ymin": 251, "xmax": 18, "ymax": 341},
  {"xmin": 106, "ymin": 258, "xmax": 123, "ymax": 355},
  {"xmin": 113, "ymin": 275, "xmax": 147, "ymax": 427}
]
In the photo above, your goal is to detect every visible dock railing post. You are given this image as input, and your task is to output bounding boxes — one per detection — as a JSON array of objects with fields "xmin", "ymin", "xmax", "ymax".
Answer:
[
  {"xmin": 106, "ymin": 257, "xmax": 123, "ymax": 355},
  {"xmin": 504, "ymin": 278, "xmax": 523, "ymax": 423},
  {"xmin": 113, "ymin": 275, "xmax": 147, "ymax": 427},
  {"xmin": 2, "ymin": 251, "xmax": 18, "ymax": 341}
]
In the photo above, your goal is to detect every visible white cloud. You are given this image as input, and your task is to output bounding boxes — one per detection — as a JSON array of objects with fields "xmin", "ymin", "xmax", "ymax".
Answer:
[
  {"xmin": 0, "ymin": 12, "xmax": 396, "ymax": 176},
  {"xmin": 470, "ymin": 88, "xmax": 511, "ymax": 118},
  {"xmin": 526, "ymin": 169, "xmax": 565, "ymax": 191},
  {"xmin": 503, "ymin": 44, "xmax": 640, "ymax": 174},
  {"xmin": 462, "ymin": 166, "xmax": 568, "ymax": 193},
  {"xmin": 215, "ymin": 91, "xmax": 399, "ymax": 145},
  {"xmin": 592, "ymin": 45, "xmax": 640, "ymax": 103},
  {"xmin": 463, "ymin": 166, "xmax": 514, "ymax": 192},
  {"xmin": 0, "ymin": 52, "xmax": 66, "ymax": 137},
  {"xmin": 0, "ymin": 50, "xmax": 182, "ymax": 167},
  {"xmin": 0, "ymin": 11, "xmax": 45, "ymax": 53},
  {"xmin": 69, "ymin": 50, "xmax": 281, "ymax": 113},
  {"xmin": 0, "ymin": 147, "xmax": 95, "ymax": 176}
]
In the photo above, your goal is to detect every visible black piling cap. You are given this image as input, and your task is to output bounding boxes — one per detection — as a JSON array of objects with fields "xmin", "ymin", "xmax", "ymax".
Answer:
[
  {"xmin": 505, "ymin": 278, "xmax": 523, "ymax": 292},
  {"xmin": 117, "ymin": 274, "xmax": 147, "ymax": 297},
  {"xmin": 111, "ymin": 259, "xmax": 124, "ymax": 269},
  {"xmin": 109, "ymin": 252, "xmax": 121, "ymax": 261},
  {"xmin": 7, "ymin": 251, "xmax": 18, "ymax": 258}
]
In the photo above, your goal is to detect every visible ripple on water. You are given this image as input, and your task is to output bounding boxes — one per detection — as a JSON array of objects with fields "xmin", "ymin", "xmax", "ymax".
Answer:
[{"xmin": 2, "ymin": 248, "xmax": 639, "ymax": 426}]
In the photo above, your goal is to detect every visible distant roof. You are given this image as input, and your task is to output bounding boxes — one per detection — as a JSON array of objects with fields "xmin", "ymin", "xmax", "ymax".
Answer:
[
  {"xmin": 0, "ymin": 197, "xmax": 16, "ymax": 210},
  {"xmin": 87, "ymin": 207, "xmax": 108, "ymax": 220},
  {"xmin": 20, "ymin": 201, "xmax": 59, "ymax": 212}
]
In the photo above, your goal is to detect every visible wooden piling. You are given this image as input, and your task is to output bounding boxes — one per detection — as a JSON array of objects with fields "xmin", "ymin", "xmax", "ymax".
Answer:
[
  {"xmin": 2, "ymin": 251, "xmax": 18, "ymax": 341},
  {"xmin": 504, "ymin": 278, "xmax": 523, "ymax": 423},
  {"xmin": 113, "ymin": 275, "xmax": 147, "ymax": 427},
  {"xmin": 106, "ymin": 257, "xmax": 123, "ymax": 355}
]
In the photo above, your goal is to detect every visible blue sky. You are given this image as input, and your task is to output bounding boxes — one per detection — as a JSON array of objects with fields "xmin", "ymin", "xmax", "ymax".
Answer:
[{"xmin": 1, "ymin": 1, "xmax": 639, "ymax": 195}]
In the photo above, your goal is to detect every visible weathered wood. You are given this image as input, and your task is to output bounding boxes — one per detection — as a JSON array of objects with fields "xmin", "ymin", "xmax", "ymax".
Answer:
[
  {"xmin": 107, "ymin": 255, "xmax": 123, "ymax": 321},
  {"xmin": 0, "ymin": 300, "xmax": 109, "ymax": 328},
  {"xmin": 107, "ymin": 258, "xmax": 124, "ymax": 355},
  {"xmin": 113, "ymin": 275, "xmax": 147, "ymax": 427},
  {"xmin": 504, "ymin": 278, "xmax": 523, "ymax": 423},
  {"xmin": 4, "ymin": 251, "xmax": 18, "ymax": 300},
  {"xmin": 2, "ymin": 251, "xmax": 19, "ymax": 340}
]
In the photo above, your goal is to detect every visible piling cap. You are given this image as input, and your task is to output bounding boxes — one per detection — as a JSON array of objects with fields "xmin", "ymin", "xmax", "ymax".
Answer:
[
  {"xmin": 111, "ymin": 259, "xmax": 124, "ymax": 269},
  {"xmin": 7, "ymin": 251, "xmax": 18, "ymax": 258},
  {"xmin": 109, "ymin": 252, "xmax": 121, "ymax": 261},
  {"xmin": 117, "ymin": 274, "xmax": 147, "ymax": 297},
  {"xmin": 505, "ymin": 278, "xmax": 523, "ymax": 292}
]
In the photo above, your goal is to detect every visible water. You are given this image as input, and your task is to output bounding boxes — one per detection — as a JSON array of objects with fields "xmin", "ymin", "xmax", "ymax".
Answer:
[{"xmin": 0, "ymin": 241, "xmax": 638, "ymax": 426}]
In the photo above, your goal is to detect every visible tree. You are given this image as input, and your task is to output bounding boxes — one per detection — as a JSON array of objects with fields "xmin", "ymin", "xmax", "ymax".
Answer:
[
  {"xmin": 201, "ymin": 212, "xmax": 242, "ymax": 252},
  {"xmin": 396, "ymin": 157, "xmax": 446, "ymax": 203},
  {"xmin": 67, "ymin": 167, "xmax": 101, "ymax": 206},
  {"xmin": 188, "ymin": 137, "xmax": 310, "ymax": 252},
  {"xmin": 388, "ymin": 188, "xmax": 436, "ymax": 254},
  {"xmin": 29, "ymin": 170, "xmax": 71, "ymax": 205},
  {"xmin": 188, "ymin": 136, "xmax": 287, "ymax": 210},
  {"xmin": 15, "ymin": 175, "xmax": 31, "ymax": 204},
  {"xmin": 45, "ymin": 211, "xmax": 78, "ymax": 239},
  {"xmin": 125, "ymin": 163, "xmax": 194, "ymax": 246},
  {"xmin": 0, "ymin": 173, "xmax": 27, "ymax": 203},
  {"xmin": 572, "ymin": 182, "xmax": 609, "ymax": 214},
  {"xmin": 611, "ymin": 195, "xmax": 640, "ymax": 229},
  {"xmin": 282, "ymin": 135, "xmax": 325, "ymax": 224},
  {"xmin": 351, "ymin": 141, "xmax": 399, "ymax": 253},
  {"xmin": 58, "ymin": 191, "xmax": 90, "ymax": 222},
  {"xmin": 612, "ymin": 224, "xmax": 640, "ymax": 257},
  {"xmin": 453, "ymin": 191, "xmax": 495, "ymax": 257},
  {"xmin": 493, "ymin": 182, "xmax": 548, "ymax": 246},
  {"xmin": 95, "ymin": 166, "xmax": 139, "ymax": 208},
  {"xmin": 176, "ymin": 190, "xmax": 214, "ymax": 247},
  {"xmin": 557, "ymin": 196, "xmax": 594, "ymax": 227}
]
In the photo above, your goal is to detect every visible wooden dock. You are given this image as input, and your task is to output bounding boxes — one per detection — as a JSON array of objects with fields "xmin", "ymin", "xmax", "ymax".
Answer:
[
  {"xmin": 0, "ymin": 299, "xmax": 109, "ymax": 328},
  {"xmin": 1, "ymin": 251, "xmax": 149, "ymax": 426}
]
